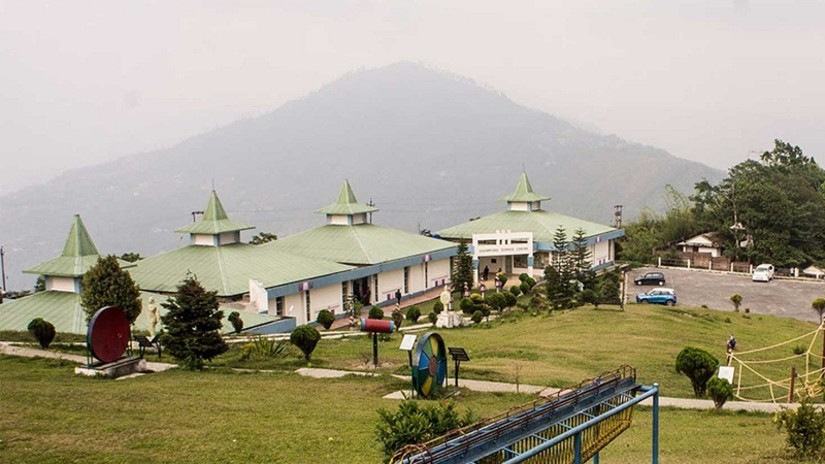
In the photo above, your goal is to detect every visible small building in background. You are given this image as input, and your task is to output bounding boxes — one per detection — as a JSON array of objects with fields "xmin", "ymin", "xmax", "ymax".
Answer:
[{"xmin": 677, "ymin": 232, "xmax": 725, "ymax": 258}]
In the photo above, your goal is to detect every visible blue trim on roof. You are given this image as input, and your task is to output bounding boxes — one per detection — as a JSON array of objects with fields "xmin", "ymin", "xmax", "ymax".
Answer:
[{"xmin": 264, "ymin": 247, "xmax": 457, "ymax": 300}]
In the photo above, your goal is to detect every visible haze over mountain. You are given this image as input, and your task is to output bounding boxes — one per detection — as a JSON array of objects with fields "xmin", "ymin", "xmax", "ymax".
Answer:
[{"xmin": 0, "ymin": 63, "xmax": 722, "ymax": 291}]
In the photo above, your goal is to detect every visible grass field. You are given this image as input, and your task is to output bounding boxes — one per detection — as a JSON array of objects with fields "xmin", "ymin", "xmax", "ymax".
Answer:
[
  {"xmin": 2, "ymin": 302, "xmax": 820, "ymax": 463},
  {"xmin": 214, "ymin": 303, "xmax": 820, "ymax": 399},
  {"xmin": 0, "ymin": 355, "xmax": 802, "ymax": 464}
]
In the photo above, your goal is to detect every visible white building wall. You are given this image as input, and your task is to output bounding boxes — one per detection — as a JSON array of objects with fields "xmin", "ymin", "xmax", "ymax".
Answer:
[
  {"xmin": 409, "ymin": 264, "xmax": 425, "ymax": 293},
  {"xmin": 219, "ymin": 231, "xmax": 239, "ymax": 245},
  {"xmin": 284, "ymin": 293, "xmax": 305, "ymax": 324},
  {"xmin": 428, "ymin": 259, "xmax": 450, "ymax": 288},
  {"xmin": 377, "ymin": 268, "xmax": 404, "ymax": 304},
  {"xmin": 328, "ymin": 215, "xmax": 350, "ymax": 225},
  {"xmin": 193, "ymin": 234, "xmax": 214, "ymax": 246},
  {"xmin": 310, "ymin": 284, "xmax": 343, "ymax": 320},
  {"xmin": 593, "ymin": 240, "xmax": 610, "ymax": 266},
  {"xmin": 47, "ymin": 276, "xmax": 76, "ymax": 293}
]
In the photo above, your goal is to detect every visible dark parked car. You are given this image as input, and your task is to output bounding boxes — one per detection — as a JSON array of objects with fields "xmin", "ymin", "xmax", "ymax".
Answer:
[{"xmin": 634, "ymin": 271, "xmax": 666, "ymax": 286}]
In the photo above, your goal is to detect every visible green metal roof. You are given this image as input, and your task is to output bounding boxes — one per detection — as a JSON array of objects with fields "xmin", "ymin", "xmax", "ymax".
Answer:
[
  {"xmin": 24, "ymin": 215, "xmax": 131, "ymax": 277},
  {"xmin": 316, "ymin": 180, "xmax": 378, "ymax": 216},
  {"xmin": 499, "ymin": 172, "xmax": 551, "ymax": 203},
  {"xmin": 0, "ymin": 290, "xmax": 279, "ymax": 335},
  {"xmin": 437, "ymin": 210, "xmax": 616, "ymax": 243},
  {"xmin": 269, "ymin": 223, "xmax": 455, "ymax": 266},
  {"xmin": 176, "ymin": 190, "xmax": 255, "ymax": 235},
  {"xmin": 129, "ymin": 243, "xmax": 354, "ymax": 296}
]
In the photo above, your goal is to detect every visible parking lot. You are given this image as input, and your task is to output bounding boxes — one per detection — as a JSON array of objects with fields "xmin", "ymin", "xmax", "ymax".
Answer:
[{"xmin": 626, "ymin": 266, "xmax": 825, "ymax": 323}]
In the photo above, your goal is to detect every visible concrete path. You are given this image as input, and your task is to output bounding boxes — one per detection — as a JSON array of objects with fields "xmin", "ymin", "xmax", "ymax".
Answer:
[{"xmin": 0, "ymin": 341, "xmax": 177, "ymax": 373}]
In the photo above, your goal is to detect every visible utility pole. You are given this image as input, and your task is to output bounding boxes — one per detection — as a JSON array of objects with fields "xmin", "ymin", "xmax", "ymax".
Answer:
[
  {"xmin": 0, "ymin": 246, "xmax": 6, "ymax": 304},
  {"xmin": 367, "ymin": 198, "xmax": 375, "ymax": 224},
  {"xmin": 613, "ymin": 205, "xmax": 623, "ymax": 229}
]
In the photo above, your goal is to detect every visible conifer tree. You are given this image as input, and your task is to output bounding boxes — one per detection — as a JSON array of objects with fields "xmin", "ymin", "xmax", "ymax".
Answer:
[
  {"xmin": 452, "ymin": 240, "xmax": 474, "ymax": 292},
  {"xmin": 81, "ymin": 255, "xmax": 142, "ymax": 323},
  {"xmin": 160, "ymin": 274, "xmax": 228, "ymax": 370}
]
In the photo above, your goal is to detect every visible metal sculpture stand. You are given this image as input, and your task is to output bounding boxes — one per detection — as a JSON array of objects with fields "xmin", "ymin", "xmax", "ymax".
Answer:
[{"xmin": 75, "ymin": 306, "xmax": 146, "ymax": 378}]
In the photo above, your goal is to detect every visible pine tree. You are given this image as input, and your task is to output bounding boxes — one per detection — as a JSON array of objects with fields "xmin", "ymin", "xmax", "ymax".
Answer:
[
  {"xmin": 81, "ymin": 255, "xmax": 142, "ymax": 323},
  {"xmin": 160, "ymin": 274, "xmax": 228, "ymax": 370},
  {"xmin": 570, "ymin": 228, "xmax": 592, "ymax": 275},
  {"xmin": 452, "ymin": 240, "xmax": 474, "ymax": 292}
]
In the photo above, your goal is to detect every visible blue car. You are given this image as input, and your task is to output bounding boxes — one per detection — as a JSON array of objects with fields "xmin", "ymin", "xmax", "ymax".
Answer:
[{"xmin": 636, "ymin": 288, "xmax": 677, "ymax": 306}]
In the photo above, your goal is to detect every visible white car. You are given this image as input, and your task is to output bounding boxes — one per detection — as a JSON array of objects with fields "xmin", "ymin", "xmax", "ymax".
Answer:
[{"xmin": 752, "ymin": 264, "xmax": 775, "ymax": 282}]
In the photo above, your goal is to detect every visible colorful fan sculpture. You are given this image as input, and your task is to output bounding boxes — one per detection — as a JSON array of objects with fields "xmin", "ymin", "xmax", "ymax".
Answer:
[{"xmin": 412, "ymin": 332, "xmax": 448, "ymax": 398}]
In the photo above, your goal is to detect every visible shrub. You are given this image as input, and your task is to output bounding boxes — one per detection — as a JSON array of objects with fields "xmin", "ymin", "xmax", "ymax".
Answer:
[
  {"xmin": 428, "ymin": 312, "xmax": 438, "ymax": 326},
  {"xmin": 470, "ymin": 293, "xmax": 484, "ymax": 304},
  {"xmin": 486, "ymin": 293, "xmax": 506, "ymax": 312},
  {"xmin": 391, "ymin": 310, "xmax": 404, "ymax": 330},
  {"xmin": 776, "ymin": 399, "xmax": 825, "ymax": 459},
  {"xmin": 228, "ymin": 311, "xmax": 244, "ymax": 334},
  {"xmin": 405, "ymin": 306, "xmax": 421, "ymax": 323},
  {"xmin": 432, "ymin": 300, "xmax": 444, "ymax": 314},
  {"xmin": 471, "ymin": 310, "xmax": 484, "ymax": 324},
  {"xmin": 509, "ymin": 285, "xmax": 521, "ymax": 297},
  {"xmin": 460, "ymin": 297, "xmax": 474, "ymax": 314},
  {"xmin": 675, "ymin": 346, "xmax": 719, "ymax": 398},
  {"xmin": 290, "ymin": 325, "xmax": 321, "ymax": 362},
  {"xmin": 503, "ymin": 291, "xmax": 517, "ymax": 308},
  {"xmin": 730, "ymin": 294, "xmax": 743, "ymax": 312},
  {"xmin": 580, "ymin": 289, "xmax": 597, "ymax": 307},
  {"xmin": 706, "ymin": 377, "xmax": 733, "ymax": 410},
  {"xmin": 368, "ymin": 306, "xmax": 385, "ymax": 320},
  {"xmin": 240, "ymin": 337, "xmax": 287, "ymax": 361},
  {"xmin": 525, "ymin": 277, "xmax": 536, "ymax": 288},
  {"xmin": 375, "ymin": 400, "xmax": 476, "ymax": 459},
  {"xmin": 316, "ymin": 309, "xmax": 335, "ymax": 330},
  {"xmin": 496, "ymin": 273, "xmax": 508, "ymax": 286},
  {"xmin": 519, "ymin": 281, "xmax": 531, "ymax": 296},
  {"xmin": 793, "ymin": 345, "xmax": 806, "ymax": 355},
  {"xmin": 812, "ymin": 297, "xmax": 825, "ymax": 323},
  {"xmin": 27, "ymin": 318, "xmax": 56, "ymax": 349},
  {"xmin": 519, "ymin": 273, "xmax": 530, "ymax": 282}
]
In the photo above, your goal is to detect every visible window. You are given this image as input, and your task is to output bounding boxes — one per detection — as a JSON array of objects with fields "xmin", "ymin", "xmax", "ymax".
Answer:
[
  {"xmin": 305, "ymin": 290, "xmax": 311, "ymax": 322},
  {"xmin": 373, "ymin": 275, "xmax": 378, "ymax": 304},
  {"xmin": 276, "ymin": 297, "xmax": 284, "ymax": 317},
  {"xmin": 341, "ymin": 281, "xmax": 348, "ymax": 307},
  {"xmin": 424, "ymin": 262, "xmax": 429, "ymax": 288},
  {"xmin": 403, "ymin": 267, "xmax": 409, "ymax": 294},
  {"xmin": 513, "ymin": 254, "xmax": 528, "ymax": 268}
]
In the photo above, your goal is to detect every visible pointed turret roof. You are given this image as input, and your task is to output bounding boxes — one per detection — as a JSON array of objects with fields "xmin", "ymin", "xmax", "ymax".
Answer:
[
  {"xmin": 499, "ymin": 172, "xmax": 551, "ymax": 203},
  {"xmin": 25, "ymin": 215, "xmax": 127, "ymax": 277},
  {"xmin": 176, "ymin": 190, "xmax": 255, "ymax": 235},
  {"xmin": 315, "ymin": 180, "xmax": 379, "ymax": 216}
]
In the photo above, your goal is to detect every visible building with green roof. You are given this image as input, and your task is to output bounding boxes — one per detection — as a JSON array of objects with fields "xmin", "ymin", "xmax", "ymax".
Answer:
[
  {"xmin": 438, "ymin": 171, "xmax": 624, "ymax": 283},
  {"xmin": 269, "ymin": 180, "xmax": 456, "ymax": 308}
]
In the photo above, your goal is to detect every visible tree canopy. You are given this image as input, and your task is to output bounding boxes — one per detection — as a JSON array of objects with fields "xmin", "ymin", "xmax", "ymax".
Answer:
[{"xmin": 81, "ymin": 255, "xmax": 142, "ymax": 323}]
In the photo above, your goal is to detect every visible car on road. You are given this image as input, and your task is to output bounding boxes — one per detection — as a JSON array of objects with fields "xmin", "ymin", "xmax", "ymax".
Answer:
[
  {"xmin": 634, "ymin": 271, "xmax": 666, "ymax": 286},
  {"xmin": 636, "ymin": 287, "xmax": 677, "ymax": 306},
  {"xmin": 752, "ymin": 264, "xmax": 775, "ymax": 282}
]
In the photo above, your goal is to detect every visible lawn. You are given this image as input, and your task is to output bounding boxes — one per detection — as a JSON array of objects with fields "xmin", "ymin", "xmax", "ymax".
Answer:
[
  {"xmin": 0, "ymin": 355, "xmax": 799, "ymax": 463},
  {"xmin": 216, "ymin": 303, "xmax": 819, "ymax": 399}
]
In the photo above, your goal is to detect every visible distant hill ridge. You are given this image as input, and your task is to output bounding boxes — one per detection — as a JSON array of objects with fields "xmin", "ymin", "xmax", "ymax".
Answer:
[{"xmin": 0, "ymin": 62, "xmax": 722, "ymax": 290}]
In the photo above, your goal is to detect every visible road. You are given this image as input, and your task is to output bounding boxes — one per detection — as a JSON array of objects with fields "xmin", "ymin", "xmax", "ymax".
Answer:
[{"xmin": 626, "ymin": 266, "xmax": 825, "ymax": 323}]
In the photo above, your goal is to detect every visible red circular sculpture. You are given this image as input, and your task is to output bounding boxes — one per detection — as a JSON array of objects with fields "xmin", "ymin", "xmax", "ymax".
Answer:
[{"xmin": 87, "ymin": 306, "xmax": 131, "ymax": 363}]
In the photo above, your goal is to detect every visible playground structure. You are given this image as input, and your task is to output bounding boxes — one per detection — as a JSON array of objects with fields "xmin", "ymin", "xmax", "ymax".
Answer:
[
  {"xmin": 391, "ymin": 365, "xmax": 660, "ymax": 464},
  {"xmin": 727, "ymin": 323, "xmax": 825, "ymax": 402}
]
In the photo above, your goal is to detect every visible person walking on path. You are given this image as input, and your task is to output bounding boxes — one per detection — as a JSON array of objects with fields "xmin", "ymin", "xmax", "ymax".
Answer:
[{"xmin": 395, "ymin": 289, "xmax": 402, "ymax": 308}]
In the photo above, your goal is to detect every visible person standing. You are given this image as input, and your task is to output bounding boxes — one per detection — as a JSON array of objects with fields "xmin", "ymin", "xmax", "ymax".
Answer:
[
  {"xmin": 395, "ymin": 289, "xmax": 402, "ymax": 311},
  {"xmin": 483, "ymin": 265, "xmax": 489, "ymax": 281}
]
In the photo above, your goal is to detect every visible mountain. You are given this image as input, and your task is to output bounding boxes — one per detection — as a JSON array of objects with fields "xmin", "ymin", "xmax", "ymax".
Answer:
[{"xmin": 0, "ymin": 62, "xmax": 723, "ymax": 291}]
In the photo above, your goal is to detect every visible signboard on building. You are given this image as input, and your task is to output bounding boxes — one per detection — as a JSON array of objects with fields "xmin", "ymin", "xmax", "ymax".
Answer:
[{"xmin": 475, "ymin": 243, "xmax": 531, "ymax": 257}]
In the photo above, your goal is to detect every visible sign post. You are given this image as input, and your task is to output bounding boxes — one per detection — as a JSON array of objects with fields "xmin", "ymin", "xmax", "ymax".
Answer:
[{"xmin": 448, "ymin": 347, "xmax": 470, "ymax": 387}]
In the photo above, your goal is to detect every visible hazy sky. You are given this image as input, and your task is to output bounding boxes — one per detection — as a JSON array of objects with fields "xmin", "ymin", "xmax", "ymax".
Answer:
[{"xmin": 1, "ymin": 0, "xmax": 823, "ymax": 195}]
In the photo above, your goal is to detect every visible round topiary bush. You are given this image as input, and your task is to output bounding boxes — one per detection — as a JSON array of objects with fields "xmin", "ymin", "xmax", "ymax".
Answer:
[
  {"xmin": 519, "ymin": 273, "xmax": 530, "ymax": 282},
  {"xmin": 369, "ymin": 306, "xmax": 385, "ymax": 319},
  {"xmin": 470, "ymin": 293, "xmax": 484, "ymax": 304},
  {"xmin": 432, "ymin": 300, "xmax": 444, "ymax": 315},
  {"xmin": 503, "ymin": 291, "xmax": 517, "ymax": 308},
  {"xmin": 316, "ymin": 309, "xmax": 335, "ymax": 330},
  {"xmin": 471, "ymin": 310, "xmax": 484, "ymax": 324},
  {"xmin": 428, "ymin": 312, "xmax": 438, "ymax": 326},
  {"xmin": 406, "ymin": 306, "xmax": 421, "ymax": 323},
  {"xmin": 460, "ymin": 297, "xmax": 474, "ymax": 314},
  {"xmin": 486, "ymin": 293, "xmax": 506, "ymax": 312},
  {"xmin": 519, "ymin": 281, "xmax": 531, "ymax": 296},
  {"xmin": 228, "ymin": 311, "xmax": 244, "ymax": 334},
  {"xmin": 27, "ymin": 318, "xmax": 56, "ymax": 349},
  {"xmin": 706, "ymin": 377, "xmax": 733, "ymax": 410},
  {"xmin": 391, "ymin": 310, "xmax": 404, "ymax": 329},
  {"xmin": 290, "ymin": 325, "xmax": 321, "ymax": 362},
  {"xmin": 675, "ymin": 346, "xmax": 719, "ymax": 398},
  {"xmin": 509, "ymin": 285, "xmax": 521, "ymax": 297}
]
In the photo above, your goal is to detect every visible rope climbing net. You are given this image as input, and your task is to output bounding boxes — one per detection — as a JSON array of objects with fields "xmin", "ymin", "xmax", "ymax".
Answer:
[{"xmin": 728, "ymin": 323, "xmax": 825, "ymax": 403}]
